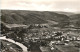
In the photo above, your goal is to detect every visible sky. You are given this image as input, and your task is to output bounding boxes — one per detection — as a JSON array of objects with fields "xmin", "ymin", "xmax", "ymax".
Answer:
[{"xmin": 1, "ymin": 0, "xmax": 80, "ymax": 12}]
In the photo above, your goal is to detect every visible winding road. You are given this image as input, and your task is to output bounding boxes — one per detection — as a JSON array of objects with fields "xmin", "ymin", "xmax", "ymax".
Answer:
[{"xmin": 0, "ymin": 36, "xmax": 28, "ymax": 52}]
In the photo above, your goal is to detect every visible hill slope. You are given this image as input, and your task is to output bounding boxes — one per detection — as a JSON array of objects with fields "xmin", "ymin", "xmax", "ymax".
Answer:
[
  {"xmin": 1, "ymin": 10, "xmax": 47, "ymax": 24},
  {"xmin": 1, "ymin": 10, "xmax": 70, "ymax": 28},
  {"xmin": 70, "ymin": 14, "xmax": 80, "ymax": 27}
]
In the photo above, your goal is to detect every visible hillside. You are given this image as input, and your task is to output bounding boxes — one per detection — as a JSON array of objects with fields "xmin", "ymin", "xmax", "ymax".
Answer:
[
  {"xmin": 1, "ymin": 10, "xmax": 71, "ymax": 28},
  {"xmin": 54, "ymin": 11, "xmax": 75, "ymax": 16},
  {"xmin": 70, "ymin": 14, "xmax": 80, "ymax": 27},
  {"xmin": 1, "ymin": 10, "xmax": 47, "ymax": 24}
]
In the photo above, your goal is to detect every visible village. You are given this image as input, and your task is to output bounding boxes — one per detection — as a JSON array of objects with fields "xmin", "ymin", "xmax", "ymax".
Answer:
[{"xmin": 1, "ymin": 22, "xmax": 80, "ymax": 52}]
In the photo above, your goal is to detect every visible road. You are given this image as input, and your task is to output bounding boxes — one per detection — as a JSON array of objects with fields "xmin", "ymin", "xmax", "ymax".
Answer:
[{"xmin": 0, "ymin": 36, "xmax": 28, "ymax": 52}]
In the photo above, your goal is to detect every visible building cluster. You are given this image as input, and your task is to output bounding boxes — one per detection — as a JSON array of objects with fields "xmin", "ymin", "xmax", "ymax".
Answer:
[{"xmin": 1, "ymin": 23, "xmax": 80, "ymax": 52}]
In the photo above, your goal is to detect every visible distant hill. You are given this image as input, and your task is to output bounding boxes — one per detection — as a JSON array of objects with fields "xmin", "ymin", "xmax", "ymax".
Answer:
[
  {"xmin": 1, "ymin": 10, "xmax": 71, "ymax": 28},
  {"xmin": 54, "ymin": 11, "xmax": 75, "ymax": 16},
  {"xmin": 70, "ymin": 14, "xmax": 80, "ymax": 27},
  {"xmin": 1, "ymin": 10, "xmax": 47, "ymax": 24}
]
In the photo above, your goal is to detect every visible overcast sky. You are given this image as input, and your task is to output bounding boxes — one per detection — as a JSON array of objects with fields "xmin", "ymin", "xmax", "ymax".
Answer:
[{"xmin": 1, "ymin": 0, "xmax": 80, "ymax": 12}]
